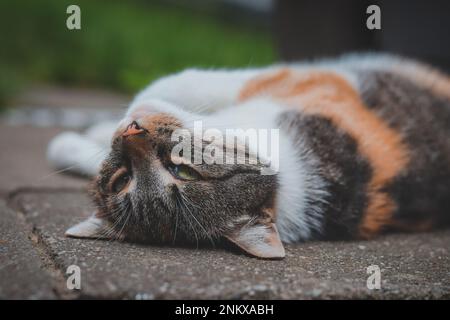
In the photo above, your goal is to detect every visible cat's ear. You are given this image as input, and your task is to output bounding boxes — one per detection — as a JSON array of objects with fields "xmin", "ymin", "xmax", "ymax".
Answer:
[
  {"xmin": 65, "ymin": 214, "xmax": 112, "ymax": 239},
  {"xmin": 225, "ymin": 217, "xmax": 285, "ymax": 259}
]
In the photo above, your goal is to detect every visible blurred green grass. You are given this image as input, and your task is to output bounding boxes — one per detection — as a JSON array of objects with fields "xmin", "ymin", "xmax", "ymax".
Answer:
[{"xmin": 0, "ymin": 0, "xmax": 275, "ymax": 105}]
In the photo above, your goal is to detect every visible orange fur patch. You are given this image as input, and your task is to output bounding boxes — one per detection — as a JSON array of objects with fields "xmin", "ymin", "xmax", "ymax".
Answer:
[
  {"xmin": 239, "ymin": 69, "xmax": 291, "ymax": 101},
  {"xmin": 239, "ymin": 69, "xmax": 410, "ymax": 237},
  {"xmin": 138, "ymin": 114, "xmax": 182, "ymax": 135}
]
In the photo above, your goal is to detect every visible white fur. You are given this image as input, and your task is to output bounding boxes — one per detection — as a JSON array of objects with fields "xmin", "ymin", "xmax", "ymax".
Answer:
[
  {"xmin": 84, "ymin": 120, "xmax": 118, "ymax": 146},
  {"xmin": 47, "ymin": 132, "xmax": 108, "ymax": 176},
  {"xmin": 133, "ymin": 68, "xmax": 265, "ymax": 113},
  {"xmin": 65, "ymin": 215, "xmax": 114, "ymax": 239},
  {"xmin": 276, "ymin": 130, "xmax": 329, "ymax": 241}
]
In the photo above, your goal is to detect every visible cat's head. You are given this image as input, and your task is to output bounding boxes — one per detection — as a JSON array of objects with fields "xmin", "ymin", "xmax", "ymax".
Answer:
[{"xmin": 66, "ymin": 101, "xmax": 284, "ymax": 258}]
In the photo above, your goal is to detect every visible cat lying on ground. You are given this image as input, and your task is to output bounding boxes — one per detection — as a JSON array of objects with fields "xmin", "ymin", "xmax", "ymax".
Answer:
[{"xmin": 48, "ymin": 53, "xmax": 450, "ymax": 258}]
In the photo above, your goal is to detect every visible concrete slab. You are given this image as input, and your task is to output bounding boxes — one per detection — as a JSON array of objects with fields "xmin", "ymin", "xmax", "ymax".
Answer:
[
  {"xmin": 12, "ymin": 190, "xmax": 450, "ymax": 299},
  {"xmin": 0, "ymin": 200, "xmax": 57, "ymax": 299}
]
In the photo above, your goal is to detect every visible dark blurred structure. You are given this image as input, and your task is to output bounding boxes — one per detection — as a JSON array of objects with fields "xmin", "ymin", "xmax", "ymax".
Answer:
[{"xmin": 274, "ymin": 0, "xmax": 450, "ymax": 72}]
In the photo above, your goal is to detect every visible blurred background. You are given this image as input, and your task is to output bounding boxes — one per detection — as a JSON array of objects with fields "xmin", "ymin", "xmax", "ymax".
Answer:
[
  {"xmin": 0, "ymin": 0, "xmax": 448, "ymax": 188},
  {"xmin": 1, "ymin": 0, "xmax": 449, "ymax": 109},
  {"xmin": 0, "ymin": 0, "xmax": 276, "ymax": 109}
]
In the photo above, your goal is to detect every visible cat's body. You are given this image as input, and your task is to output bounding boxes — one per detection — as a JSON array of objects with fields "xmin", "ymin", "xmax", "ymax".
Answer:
[{"xmin": 48, "ymin": 53, "xmax": 450, "ymax": 258}]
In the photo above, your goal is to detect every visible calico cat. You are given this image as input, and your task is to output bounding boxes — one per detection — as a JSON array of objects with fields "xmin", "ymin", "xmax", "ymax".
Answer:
[{"xmin": 48, "ymin": 53, "xmax": 450, "ymax": 259}]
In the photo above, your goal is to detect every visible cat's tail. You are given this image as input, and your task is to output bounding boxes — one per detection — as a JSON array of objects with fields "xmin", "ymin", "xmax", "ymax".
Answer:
[{"xmin": 47, "ymin": 121, "xmax": 116, "ymax": 177}]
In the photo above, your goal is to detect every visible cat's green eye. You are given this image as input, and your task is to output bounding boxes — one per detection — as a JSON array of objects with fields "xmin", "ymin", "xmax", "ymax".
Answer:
[{"xmin": 169, "ymin": 164, "xmax": 201, "ymax": 181}]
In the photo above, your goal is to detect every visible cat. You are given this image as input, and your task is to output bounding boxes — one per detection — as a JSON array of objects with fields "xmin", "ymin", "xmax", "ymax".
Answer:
[{"xmin": 47, "ymin": 53, "xmax": 450, "ymax": 259}]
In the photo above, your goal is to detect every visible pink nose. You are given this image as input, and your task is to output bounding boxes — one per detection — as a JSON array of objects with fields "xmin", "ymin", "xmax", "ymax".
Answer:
[{"xmin": 122, "ymin": 121, "xmax": 145, "ymax": 137}]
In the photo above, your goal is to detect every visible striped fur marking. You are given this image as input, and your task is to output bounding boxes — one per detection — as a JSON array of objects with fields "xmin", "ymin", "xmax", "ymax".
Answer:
[
  {"xmin": 239, "ymin": 69, "xmax": 411, "ymax": 237},
  {"xmin": 389, "ymin": 63, "xmax": 450, "ymax": 101}
]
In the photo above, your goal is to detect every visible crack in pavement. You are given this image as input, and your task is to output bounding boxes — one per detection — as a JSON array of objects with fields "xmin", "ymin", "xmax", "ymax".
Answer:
[
  {"xmin": 4, "ymin": 188, "xmax": 450, "ymax": 299},
  {"xmin": 5, "ymin": 188, "xmax": 85, "ymax": 299}
]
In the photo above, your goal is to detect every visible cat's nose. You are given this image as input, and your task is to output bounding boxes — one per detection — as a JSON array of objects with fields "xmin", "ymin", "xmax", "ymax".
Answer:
[{"xmin": 122, "ymin": 121, "xmax": 146, "ymax": 137}]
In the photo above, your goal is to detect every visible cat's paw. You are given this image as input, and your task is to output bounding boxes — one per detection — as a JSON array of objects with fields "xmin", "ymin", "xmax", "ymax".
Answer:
[
  {"xmin": 84, "ymin": 120, "xmax": 118, "ymax": 146},
  {"xmin": 47, "ymin": 132, "xmax": 106, "ymax": 176}
]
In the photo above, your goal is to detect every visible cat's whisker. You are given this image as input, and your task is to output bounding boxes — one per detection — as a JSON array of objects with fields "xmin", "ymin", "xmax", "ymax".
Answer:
[
  {"xmin": 39, "ymin": 147, "xmax": 108, "ymax": 181},
  {"xmin": 116, "ymin": 202, "xmax": 132, "ymax": 242},
  {"xmin": 172, "ymin": 207, "xmax": 179, "ymax": 245},
  {"xmin": 175, "ymin": 192, "xmax": 199, "ymax": 249},
  {"xmin": 179, "ymin": 192, "xmax": 215, "ymax": 248},
  {"xmin": 99, "ymin": 194, "xmax": 131, "ymax": 241},
  {"xmin": 189, "ymin": 100, "xmax": 219, "ymax": 114},
  {"xmin": 93, "ymin": 198, "xmax": 123, "ymax": 241},
  {"xmin": 142, "ymin": 201, "xmax": 151, "ymax": 229}
]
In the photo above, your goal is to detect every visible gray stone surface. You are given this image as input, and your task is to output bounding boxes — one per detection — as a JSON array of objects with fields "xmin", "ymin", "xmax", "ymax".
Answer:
[
  {"xmin": 11, "ymin": 190, "xmax": 450, "ymax": 299},
  {"xmin": 11, "ymin": 85, "xmax": 130, "ymax": 110},
  {"xmin": 0, "ymin": 200, "xmax": 57, "ymax": 299},
  {"xmin": 3, "ymin": 85, "xmax": 128, "ymax": 129}
]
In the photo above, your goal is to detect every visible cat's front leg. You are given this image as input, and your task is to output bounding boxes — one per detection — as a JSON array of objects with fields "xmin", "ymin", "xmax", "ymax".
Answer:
[
  {"xmin": 47, "ymin": 121, "xmax": 117, "ymax": 177},
  {"xmin": 133, "ymin": 68, "xmax": 264, "ymax": 113}
]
